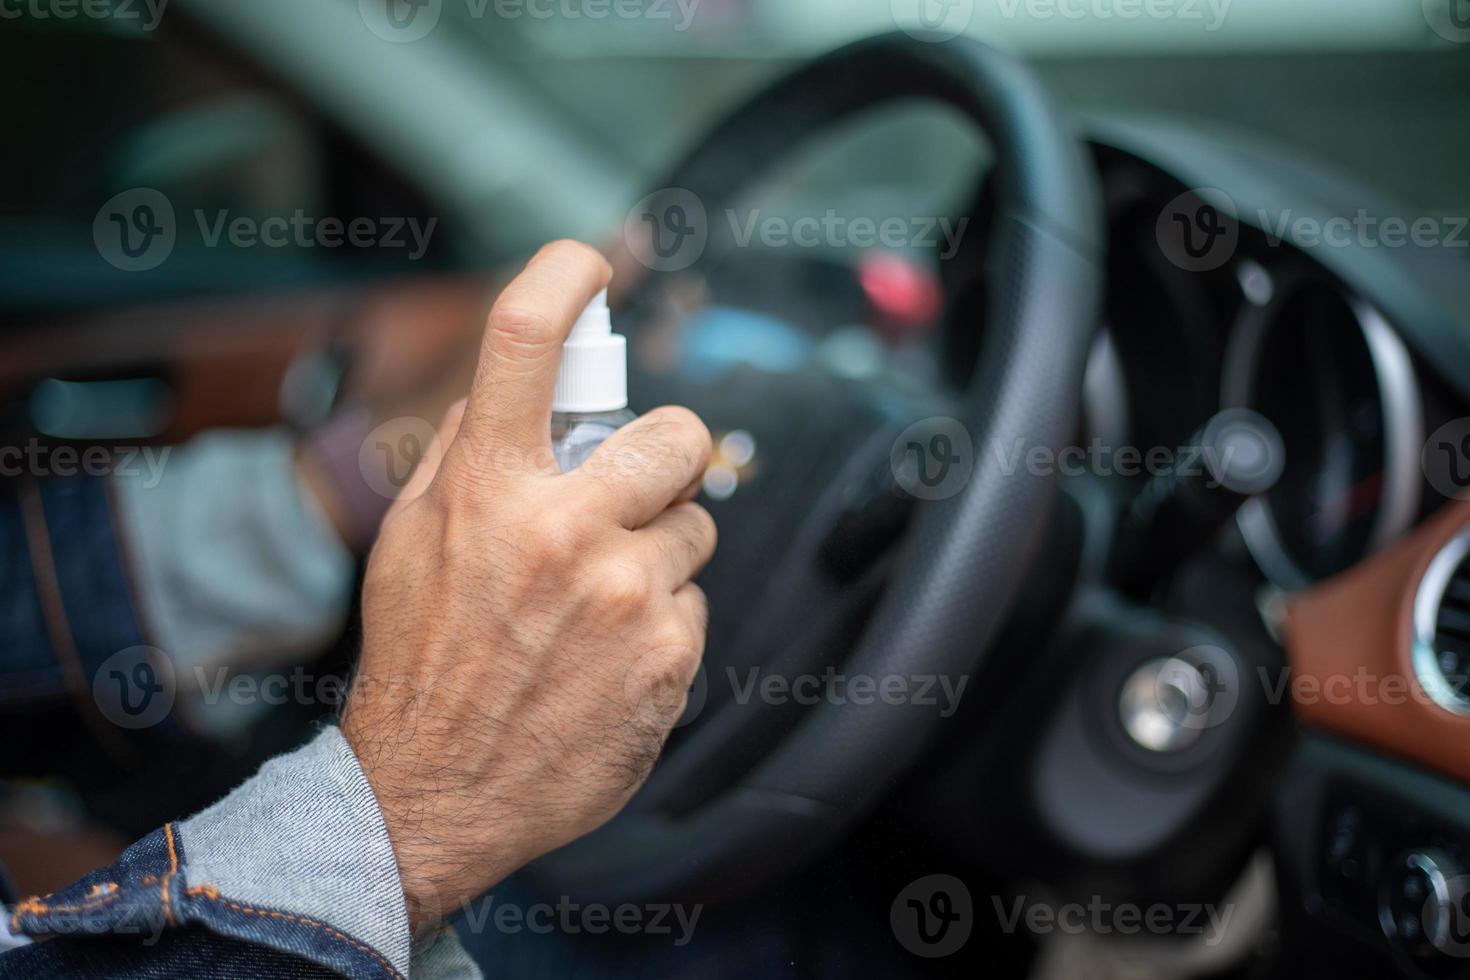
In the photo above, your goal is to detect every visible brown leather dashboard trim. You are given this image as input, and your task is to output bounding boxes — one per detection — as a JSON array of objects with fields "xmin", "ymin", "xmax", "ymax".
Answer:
[{"xmin": 1284, "ymin": 498, "xmax": 1470, "ymax": 784}]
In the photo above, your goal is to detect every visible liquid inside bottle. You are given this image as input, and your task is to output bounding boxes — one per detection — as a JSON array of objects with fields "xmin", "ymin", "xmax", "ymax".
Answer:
[{"xmin": 551, "ymin": 408, "xmax": 637, "ymax": 472}]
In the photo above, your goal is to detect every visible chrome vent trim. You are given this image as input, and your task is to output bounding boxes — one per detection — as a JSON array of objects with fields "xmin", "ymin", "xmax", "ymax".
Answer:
[{"xmin": 1412, "ymin": 526, "xmax": 1470, "ymax": 716}]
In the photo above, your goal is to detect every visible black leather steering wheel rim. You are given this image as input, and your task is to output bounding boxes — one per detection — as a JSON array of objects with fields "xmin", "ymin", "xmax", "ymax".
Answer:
[{"xmin": 530, "ymin": 31, "xmax": 1103, "ymax": 905}]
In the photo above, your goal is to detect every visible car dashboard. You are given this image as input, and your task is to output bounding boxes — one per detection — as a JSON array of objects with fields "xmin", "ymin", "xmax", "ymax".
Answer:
[{"xmin": 1077, "ymin": 117, "xmax": 1470, "ymax": 978}]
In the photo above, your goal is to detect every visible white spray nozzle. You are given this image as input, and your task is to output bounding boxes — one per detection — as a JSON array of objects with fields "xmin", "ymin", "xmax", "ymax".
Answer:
[
  {"xmin": 569, "ymin": 289, "xmax": 612, "ymax": 339},
  {"xmin": 554, "ymin": 288, "xmax": 627, "ymax": 413}
]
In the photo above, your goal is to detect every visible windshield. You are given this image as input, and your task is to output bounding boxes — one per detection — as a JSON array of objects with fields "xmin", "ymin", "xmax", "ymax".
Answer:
[
  {"xmin": 429, "ymin": 0, "xmax": 1468, "ymax": 238},
  {"xmin": 2, "ymin": 0, "xmax": 1464, "ymax": 315},
  {"xmin": 445, "ymin": 0, "xmax": 1434, "ymax": 57}
]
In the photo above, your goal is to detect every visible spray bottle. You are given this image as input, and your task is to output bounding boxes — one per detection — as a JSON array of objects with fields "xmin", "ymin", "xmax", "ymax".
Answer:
[{"xmin": 551, "ymin": 288, "xmax": 635, "ymax": 472}]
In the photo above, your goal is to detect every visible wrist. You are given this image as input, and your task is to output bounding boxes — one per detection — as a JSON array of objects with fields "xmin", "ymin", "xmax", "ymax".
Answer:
[{"xmin": 341, "ymin": 705, "xmax": 525, "ymax": 936}]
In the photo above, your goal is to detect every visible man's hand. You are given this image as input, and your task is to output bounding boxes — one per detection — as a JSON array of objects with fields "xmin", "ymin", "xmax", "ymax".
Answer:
[{"xmin": 341, "ymin": 241, "xmax": 716, "ymax": 931}]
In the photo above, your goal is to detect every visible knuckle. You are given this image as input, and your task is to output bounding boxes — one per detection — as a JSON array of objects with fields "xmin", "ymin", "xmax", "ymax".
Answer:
[
  {"xmin": 487, "ymin": 304, "xmax": 557, "ymax": 354},
  {"xmin": 578, "ymin": 450, "xmax": 643, "ymax": 494},
  {"xmin": 597, "ymin": 563, "xmax": 657, "ymax": 617},
  {"xmin": 646, "ymin": 405, "xmax": 712, "ymax": 456},
  {"xmin": 530, "ymin": 511, "xmax": 589, "ymax": 563},
  {"xmin": 630, "ymin": 634, "xmax": 697, "ymax": 713},
  {"xmin": 631, "ymin": 407, "xmax": 711, "ymax": 484},
  {"xmin": 676, "ymin": 642, "xmax": 703, "ymax": 681},
  {"xmin": 680, "ymin": 503, "xmax": 717, "ymax": 553},
  {"xmin": 684, "ymin": 584, "xmax": 711, "ymax": 634},
  {"xmin": 649, "ymin": 620, "xmax": 694, "ymax": 659}
]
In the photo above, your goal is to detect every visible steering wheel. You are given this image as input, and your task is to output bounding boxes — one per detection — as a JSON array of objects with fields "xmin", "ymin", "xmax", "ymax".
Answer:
[{"xmin": 531, "ymin": 31, "xmax": 1103, "ymax": 905}]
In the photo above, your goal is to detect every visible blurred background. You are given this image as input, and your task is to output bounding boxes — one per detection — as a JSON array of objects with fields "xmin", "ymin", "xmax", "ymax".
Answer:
[
  {"xmin": 1, "ymin": 3, "xmax": 1469, "ymax": 975},
  {"xmin": 2, "ymin": 0, "xmax": 1467, "ymax": 312}
]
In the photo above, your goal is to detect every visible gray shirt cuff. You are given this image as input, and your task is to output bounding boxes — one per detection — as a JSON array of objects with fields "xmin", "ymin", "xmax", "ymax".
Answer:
[{"xmin": 176, "ymin": 725, "xmax": 481, "ymax": 979}]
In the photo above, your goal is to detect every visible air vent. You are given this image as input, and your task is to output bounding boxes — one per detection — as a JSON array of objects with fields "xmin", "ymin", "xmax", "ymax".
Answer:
[{"xmin": 1413, "ymin": 528, "xmax": 1470, "ymax": 715}]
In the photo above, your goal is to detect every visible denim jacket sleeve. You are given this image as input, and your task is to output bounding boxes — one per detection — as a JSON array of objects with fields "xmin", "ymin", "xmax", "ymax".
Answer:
[{"xmin": 2, "ymin": 726, "xmax": 482, "ymax": 979}]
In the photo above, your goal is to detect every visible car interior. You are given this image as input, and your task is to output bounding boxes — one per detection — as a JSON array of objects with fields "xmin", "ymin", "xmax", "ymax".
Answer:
[{"xmin": 3, "ymin": 0, "xmax": 1470, "ymax": 976}]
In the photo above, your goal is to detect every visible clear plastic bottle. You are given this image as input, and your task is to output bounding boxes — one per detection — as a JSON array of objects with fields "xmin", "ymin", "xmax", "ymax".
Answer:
[
  {"xmin": 551, "ymin": 407, "xmax": 638, "ymax": 472},
  {"xmin": 550, "ymin": 288, "xmax": 633, "ymax": 472}
]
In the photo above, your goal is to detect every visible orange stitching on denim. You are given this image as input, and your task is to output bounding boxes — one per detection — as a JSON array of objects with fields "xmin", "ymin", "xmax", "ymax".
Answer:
[
  {"xmin": 161, "ymin": 822, "xmax": 179, "ymax": 928},
  {"xmin": 185, "ymin": 883, "xmax": 219, "ymax": 900},
  {"xmin": 9, "ymin": 884, "xmax": 122, "ymax": 932},
  {"xmin": 193, "ymin": 892, "xmax": 404, "ymax": 980}
]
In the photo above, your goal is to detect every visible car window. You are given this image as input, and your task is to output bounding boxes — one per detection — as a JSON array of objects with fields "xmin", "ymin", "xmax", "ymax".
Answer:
[
  {"xmin": 436, "ymin": 0, "xmax": 1469, "ymax": 222},
  {"xmin": 0, "ymin": 11, "xmax": 446, "ymax": 316}
]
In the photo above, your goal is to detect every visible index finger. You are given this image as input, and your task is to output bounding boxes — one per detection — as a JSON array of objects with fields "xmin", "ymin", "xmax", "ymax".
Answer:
[
  {"xmin": 571, "ymin": 406, "xmax": 712, "ymax": 529},
  {"xmin": 458, "ymin": 241, "xmax": 612, "ymax": 469}
]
